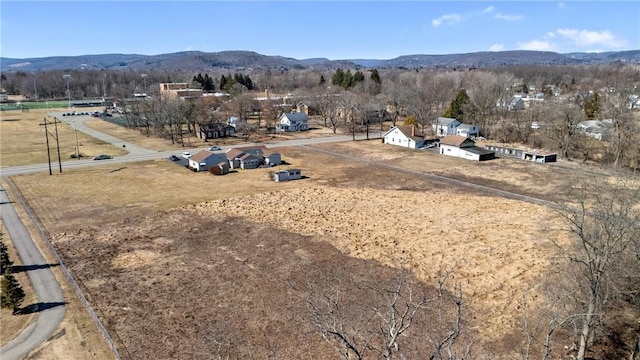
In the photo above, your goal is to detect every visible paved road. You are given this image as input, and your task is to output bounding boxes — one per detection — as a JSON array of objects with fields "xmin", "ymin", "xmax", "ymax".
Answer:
[{"xmin": 0, "ymin": 183, "xmax": 66, "ymax": 360}]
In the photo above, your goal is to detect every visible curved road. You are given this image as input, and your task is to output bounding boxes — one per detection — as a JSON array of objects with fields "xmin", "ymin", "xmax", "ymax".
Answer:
[{"xmin": 0, "ymin": 184, "xmax": 65, "ymax": 360}]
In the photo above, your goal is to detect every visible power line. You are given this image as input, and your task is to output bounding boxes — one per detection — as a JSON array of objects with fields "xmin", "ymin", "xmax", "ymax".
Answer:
[{"xmin": 39, "ymin": 117, "xmax": 63, "ymax": 175}]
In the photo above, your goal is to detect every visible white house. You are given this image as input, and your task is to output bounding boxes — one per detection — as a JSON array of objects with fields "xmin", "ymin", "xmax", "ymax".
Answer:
[
  {"xmin": 277, "ymin": 112, "xmax": 309, "ymax": 132},
  {"xmin": 577, "ymin": 119, "xmax": 613, "ymax": 141},
  {"xmin": 383, "ymin": 125, "xmax": 424, "ymax": 149},
  {"xmin": 456, "ymin": 124, "xmax": 480, "ymax": 138},
  {"xmin": 188, "ymin": 150, "xmax": 228, "ymax": 172},
  {"xmin": 433, "ymin": 117, "xmax": 461, "ymax": 136},
  {"xmin": 439, "ymin": 135, "xmax": 495, "ymax": 161}
]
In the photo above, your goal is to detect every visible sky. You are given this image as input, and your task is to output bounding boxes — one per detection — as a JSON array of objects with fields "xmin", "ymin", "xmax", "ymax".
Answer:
[{"xmin": 1, "ymin": 1, "xmax": 639, "ymax": 60}]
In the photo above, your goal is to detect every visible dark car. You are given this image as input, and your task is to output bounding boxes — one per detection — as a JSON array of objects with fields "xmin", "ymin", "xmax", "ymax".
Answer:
[
  {"xmin": 93, "ymin": 154, "xmax": 112, "ymax": 160},
  {"xmin": 168, "ymin": 155, "xmax": 180, "ymax": 161}
]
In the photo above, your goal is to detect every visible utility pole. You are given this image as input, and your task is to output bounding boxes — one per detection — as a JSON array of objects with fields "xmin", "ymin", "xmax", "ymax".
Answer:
[
  {"xmin": 74, "ymin": 124, "xmax": 80, "ymax": 159},
  {"xmin": 63, "ymin": 74, "xmax": 71, "ymax": 108},
  {"xmin": 40, "ymin": 117, "xmax": 63, "ymax": 175},
  {"xmin": 102, "ymin": 73, "xmax": 107, "ymax": 100},
  {"xmin": 141, "ymin": 73, "xmax": 147, "ymax": 96},
  {"xmin": 33, "ymin": 73, "xmax": 39, "ymax": 103}
]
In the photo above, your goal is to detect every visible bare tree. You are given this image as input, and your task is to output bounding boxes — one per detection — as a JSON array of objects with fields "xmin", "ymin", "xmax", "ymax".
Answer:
[
  {"xmin": 553, "ymin": 173, "xmax": 640, "ymax": 360},
  {"xmin": 542, "ymin": 103, "xmax": 585, "ymax": 159},
  {"xmin": 304, "ymin": 267, "xmax": 471, "ymax": 360}
]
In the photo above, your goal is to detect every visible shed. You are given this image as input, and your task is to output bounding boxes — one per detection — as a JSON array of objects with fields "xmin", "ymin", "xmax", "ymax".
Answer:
[
  {"xmin": 273, "ymin": 169, "xmax": 302, "ymax": 182},
  {"xmin": 522, "ymin": 150, "xmax": 557, "ymax": 163}
]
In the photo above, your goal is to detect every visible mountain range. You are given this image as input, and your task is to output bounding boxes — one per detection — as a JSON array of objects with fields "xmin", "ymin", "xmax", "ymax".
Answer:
[{"xmin": 1, "ymin": 50, "xmax": 639, "ymax": 72}]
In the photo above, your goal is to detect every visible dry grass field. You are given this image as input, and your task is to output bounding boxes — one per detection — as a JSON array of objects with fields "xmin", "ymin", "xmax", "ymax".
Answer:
[
  {"xmin": 0, "ymin": 109, "xmax": 128, "ymax": 167},
  {"xmin": 3, "ymin": 108, "xmax": 633, "ymax": 358}
]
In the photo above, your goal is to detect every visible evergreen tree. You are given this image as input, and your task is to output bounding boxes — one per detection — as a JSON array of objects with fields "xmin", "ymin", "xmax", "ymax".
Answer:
[
  {"xmin": 332, "ymin": 68, "xmax": 345, "ymax": 87},
  {"xmin": 319, "ymin": 75, "xmax": 326, "ymax": 86},
  {"xmin": 0, "ymin": 237, "xmax": 12, "ymax": 275},
  {"xmin": 203, "ymin": 74, "xmax": 215, "ymax": 92},
  {"xmin": 220, "ymin": 75, "xmax": 228, "ymax": 91},
  {"xmin": 584, "ymin": 93, "xmax": 600, "ymax": 120},
  {"xmin": 443, "ymin": 89, "xmax": 470, "ymax": 122},
  {"xmin": 341, "ymin": 70, "xmax": 353, "ymax": 89},
  {"xmin": 353, "ymin": 71, "xmax": 365, "ymax": 85},
  {"xmin": 1, "ymin": 273, "xmax": 25, "ymax": 314},
  {"xmin": 242, "ymin": 74, "xmax": 254, "ymax": 90},
  {"xmin": 370, "ymin": 69, "xmax": 381, "ymax": 85}
]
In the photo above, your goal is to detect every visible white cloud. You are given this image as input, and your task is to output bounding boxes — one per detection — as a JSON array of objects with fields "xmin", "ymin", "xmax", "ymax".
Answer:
[
  {"xmin": 432, "ymin": 13, "xmax": 462, "ymax": 27},
  {"xmin": 557, "ymin": 2, "xmax": 566, "ymax": 8},
  {"xmin": 489, "ymin": 44, "xmax": 504, "ymax": 51},
  {"xmin": 494, "ymin": 13, "xmax": 522, "ymax": 21},
  {"xmin": 555, "ymin": 28, "xmax": 626, "ymax": 48},
  {"xmin": 546, "ymin": 32, "xmax": 556, "ymax": 38},
  {"xmin": 478, "ymin": 6, "xmax": 494, "ymax": 15},
  {"xmin": 517, "ymin": 40, "xmax": 555, "ymax": 51}
]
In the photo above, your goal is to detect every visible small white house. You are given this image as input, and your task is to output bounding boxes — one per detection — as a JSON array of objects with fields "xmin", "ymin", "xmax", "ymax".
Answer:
[
  {"xmin": 383, "ymin": 125, "xmax": 424, "ymax": 149},
  {"xmin": 277, "ymin": 112, "xmax": 309, "ymax": 132},
  {"xmin": 456, "ymin": 124, "xmax": 480, "ymax": 138},
  {"xmin": 433, "ymin": 117, "xmax": 461, "ymax": 136},
  {"xmin": 439, "ymin": 135, "xmax": 495, "ymax": 161},
  {"xmin": 188, "ymin": 150, "xmax": 228, "ymax": 172}
]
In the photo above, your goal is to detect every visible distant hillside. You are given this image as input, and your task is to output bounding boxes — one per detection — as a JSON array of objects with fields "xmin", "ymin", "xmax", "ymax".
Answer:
[{"xmin": 1, "ymin": 49, "xmax": 639, "ymax": 72}]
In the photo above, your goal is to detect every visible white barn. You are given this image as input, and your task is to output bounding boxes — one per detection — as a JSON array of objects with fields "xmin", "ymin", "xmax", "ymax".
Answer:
[{"xmin": 439, "ymin": 135, "xmax": 495, "ymax": 161}]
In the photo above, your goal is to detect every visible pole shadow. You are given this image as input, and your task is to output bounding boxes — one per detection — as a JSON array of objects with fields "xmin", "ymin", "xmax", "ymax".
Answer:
[
  {"xmin": 17, "ymin": 301, "xmax": 67, "ymax": 315},
  {"xmin": 11, "ymin": 263, "xmax": 60, "ymax": 274}
]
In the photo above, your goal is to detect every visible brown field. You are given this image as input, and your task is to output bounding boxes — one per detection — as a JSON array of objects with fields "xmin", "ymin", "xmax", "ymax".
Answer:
[
  {"xmin": 4, "ymin": 107, "xmax": 630, "ymax": 358},
  {"xmin": 0, "ymin": 109, "xmax": 128, "ymax": 167}
]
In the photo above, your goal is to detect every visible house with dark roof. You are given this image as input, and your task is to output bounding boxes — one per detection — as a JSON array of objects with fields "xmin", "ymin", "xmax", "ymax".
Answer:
[
  {"xmin": 225, "ymin": 146, "xmax": 281, "ymax": 169},
  {"xmin": 439, "ymin": 135, "xmax": 495, "ymax": 161},
  {"xmin": 188, "ymin": 150, "xmax": 228, "ymax": 172},
  {"xmin": 383, "ymin": 125, "xmax": 424, "ymax": 149},
  {"xmin": 197, "ymin": 122, "xmax": 235, "ymax": 140},
  {"xmin": 277, "ymin": 112, "xmax": 309, "ymax": 132}
]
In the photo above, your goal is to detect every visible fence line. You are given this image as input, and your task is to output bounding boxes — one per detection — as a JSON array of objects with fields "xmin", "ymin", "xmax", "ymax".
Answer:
[{"xmin": 5, "ymin": 177, "xmax": 127, "ymax": 360}]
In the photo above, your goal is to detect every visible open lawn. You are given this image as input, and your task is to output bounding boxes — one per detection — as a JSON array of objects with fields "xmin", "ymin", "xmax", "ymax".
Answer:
[{"xmin": 1, "ymin": 109, "xmax": 128, "ymax": 167}]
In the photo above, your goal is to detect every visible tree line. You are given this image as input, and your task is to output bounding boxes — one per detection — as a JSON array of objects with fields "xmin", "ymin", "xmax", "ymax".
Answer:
[{"xmin": 2, "ymin": 63, "xmax": 639, "ymax": 169}]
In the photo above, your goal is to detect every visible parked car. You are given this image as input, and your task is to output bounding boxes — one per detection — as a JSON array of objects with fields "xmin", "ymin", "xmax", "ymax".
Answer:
[
  {"xmin": 168, "ymin": 155, "xmax": 180, "ymax": 161},
  {"xmin": 182, "ymin": 151, "xmax": 192, "ymax": 159},
  {"xmin": 93, "ymin": 154, "xmax": 112, "ymax": 160},
  {"xmin": 207, "ymin": 146, "xmax": 221, "ymax": 151}
]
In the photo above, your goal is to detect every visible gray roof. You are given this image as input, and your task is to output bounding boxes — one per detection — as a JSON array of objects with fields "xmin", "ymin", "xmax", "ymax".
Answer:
[
  {"xmin": 436, "ymin": 117, "xmax": 459, "ymax": 125},
  {"xmin": 282, "ymin": 112, "xmax": 309, "ymax": 122}
]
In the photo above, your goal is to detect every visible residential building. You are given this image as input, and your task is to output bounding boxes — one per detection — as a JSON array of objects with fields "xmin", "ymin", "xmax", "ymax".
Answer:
[
  {"xmin": 456, "ymin": 124, "xmax": 480, "ymax": 138},
  {"xmin": 188, "ymin": 150, "xmax": 228, "ymax": 172},
  {"xmin": 277, "ymin": 112, "xmax": 309, "ymax": 132},
  {"xmin": 433, "ymin": 117, "xmax": 461, "ymax": 136},
  {"xmin": 383, "ymin": 125, "xmax": 424, "ymax": 149}
]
